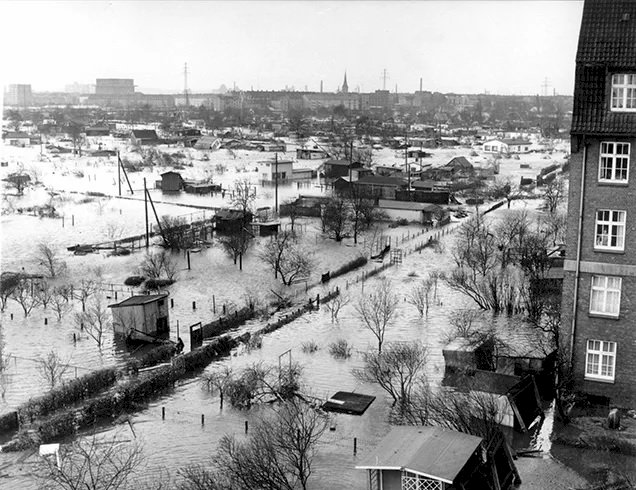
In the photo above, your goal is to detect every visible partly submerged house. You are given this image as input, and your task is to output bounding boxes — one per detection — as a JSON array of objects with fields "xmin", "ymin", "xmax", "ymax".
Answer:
[
  {"xmin": 356, "ymin": 426, "xmax": 519, "ymax": 490},
  {"xmin": 483, "ymin": 139, "xmax": 531, "ymax": 154},
  {"xmin": 130, "ymin": 129, "xmax": 160, "ymax": 146},
  {"xmin": 109, "ymin": 293, "xmax": 169, "ymax": 340},
  {"xmin": 160, "ymin": 171, "xmax": 184, "ymax": 192}
]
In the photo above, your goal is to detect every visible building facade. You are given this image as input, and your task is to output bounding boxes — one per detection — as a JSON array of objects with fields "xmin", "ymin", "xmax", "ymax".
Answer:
[
  {"xmin": 561, "ymin": 0, "xmax": 636, "ymax": 408},
  {"xmin": 4, "ymin": 84, "xmax": 32, "ymax": 106}
]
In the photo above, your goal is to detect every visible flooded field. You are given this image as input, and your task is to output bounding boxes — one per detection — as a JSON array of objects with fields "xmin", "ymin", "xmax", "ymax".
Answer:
[{"xmin": 0, "ymin": 140, "xmax": 575, "ymax": 488}]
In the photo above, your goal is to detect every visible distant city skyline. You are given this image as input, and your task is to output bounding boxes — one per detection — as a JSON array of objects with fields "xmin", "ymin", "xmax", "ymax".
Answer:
[{"xmin": 0, "ymin": 1, "xmax": 583, "ymax": 96}]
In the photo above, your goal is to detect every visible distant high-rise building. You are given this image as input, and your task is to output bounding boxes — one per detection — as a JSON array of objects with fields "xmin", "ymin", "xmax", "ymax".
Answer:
[
  {"xmin": 65, "ymin": 82, "xmax": 94, "ymax": 94},
  {"xmin": 342, "ymin": 72, "xmax": 349, "ymax": 94},
  {"xmin": 4, "ymin": 84, "xmax": 32, "ymax": 106},
  {"xmin": 95, "ymin": 78, "xmax": 135, "ymax": 96}
]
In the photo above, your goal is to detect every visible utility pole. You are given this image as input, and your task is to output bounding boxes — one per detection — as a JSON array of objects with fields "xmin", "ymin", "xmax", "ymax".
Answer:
[
  {"xmin": 144, "ymin": 178, "xmax": 149, "ymax": 248},
  {"xmin": 117, "ymin": 151, "xmax": 121, "ymax": 196},
  {"xmin": 274, "ymin": 152, "xmax": 279, "ymax": 215}
]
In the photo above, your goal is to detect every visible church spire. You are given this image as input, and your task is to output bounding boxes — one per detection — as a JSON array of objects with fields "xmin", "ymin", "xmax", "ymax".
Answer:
[{"xmin": 342, "ymin": 71, "xmax": 349, "ymax": 94}]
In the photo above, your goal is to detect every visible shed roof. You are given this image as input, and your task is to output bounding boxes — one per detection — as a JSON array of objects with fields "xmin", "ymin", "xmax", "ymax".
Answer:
[
  {"xmin": 356, "ymin": 426, "xmax": 482, "ymax": 484},
  {"xmin": 131, "ymin": 129, "xmax": 159, "ymax": 139},
  {"xmin": 356, "ymin": 175, "xmax": 406, "ymax": 186},
  {"xmin": 378, "ymin": 199, "xmax": 442, "ymax": 212},
  {"xmin": 109, "ymin": 293, "xmax": 168, "ymax": 308},
  {"xmin": 3, "ymin": 132, "xmax": 30, "ymax": 139}
]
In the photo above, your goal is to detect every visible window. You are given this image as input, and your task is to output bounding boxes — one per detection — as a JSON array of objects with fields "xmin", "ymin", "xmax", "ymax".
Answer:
[
  {"xmin": 595, "ymin": 210, "xmax": 626, "ymax": 251},
  {"xmin": 611, "ymin": 74, "xmax": 636, "ymax": 111},
  {"xmin": 599, "ymin": 142, "xmax": 630, "ymax": 182},
  {"xmin": 585, "ymin": 340, "xmax": 616, "ymax": 381},
  {"xmin": 589, "ymin": 275, "xmax": 622, "ymax": 316}
]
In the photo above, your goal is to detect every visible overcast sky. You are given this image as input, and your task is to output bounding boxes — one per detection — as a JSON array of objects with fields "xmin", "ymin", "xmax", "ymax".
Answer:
[{"xmin": 0, "ymin": 1, "xmax": 584, "ymax": 95}]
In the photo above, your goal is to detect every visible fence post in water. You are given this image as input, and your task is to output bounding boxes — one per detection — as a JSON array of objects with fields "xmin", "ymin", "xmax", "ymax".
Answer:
[
  {"xmin": 72, "ymin": 215, "xmax": 74, "ymax": 226},
  {"xmin": 354, "ymin": 437, "xmax": 357, "ymax": 455},
  {"xmin": 171, "ymin": 298, "xmax": 174, "ymax": 308},
  {"xmin": 316, "ymin": 294, "xmax": 320, "ymax": 307},
  {"xmin": 10, "ymin": 313, "xmax": 13, "ymax": 320},
  {"xmin": 62, "ymin": 216, "xmax": 64, "ymax": 228},
  {"xmin": 162, "ymin": 407, "xmax": 165, "ymax": 420},
  {"xmin": 223, "ymin": 304, "xmax": 226, "ymax": 315},
  {"xmin": 201, "ymin": 414, "xmax": 205, "ymax": 426},
  {"xmin": 212, "ymin": 295, "xmax": 216, "ymax": 313},
  {"xmin": 192, "ymin": 301, "xmax": 196, "ymax": 310},
  {"xmin": 44, "ymin": 318, "xmax": 47, "ymax": 325},
  {"xmin": 245, "ymin": 421, "xmax": 248, "ymax": 433}
]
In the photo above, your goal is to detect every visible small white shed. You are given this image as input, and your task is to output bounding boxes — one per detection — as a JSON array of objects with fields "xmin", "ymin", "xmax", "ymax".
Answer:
[{"xmin": 109, "ymin": 293, "xmax": 169, "ymax": 339}]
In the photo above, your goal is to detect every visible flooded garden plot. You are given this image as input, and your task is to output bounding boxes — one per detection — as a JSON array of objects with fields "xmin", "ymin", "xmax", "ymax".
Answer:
[{"xmin": 0, "ymin": 141, "xmax": 575, "ymax": 487}]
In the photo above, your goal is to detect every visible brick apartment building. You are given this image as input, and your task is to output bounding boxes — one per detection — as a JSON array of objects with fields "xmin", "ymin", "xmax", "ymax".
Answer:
[{"xmin": 562, "ymin": 0, "xmax": 636, "ymax": 408}]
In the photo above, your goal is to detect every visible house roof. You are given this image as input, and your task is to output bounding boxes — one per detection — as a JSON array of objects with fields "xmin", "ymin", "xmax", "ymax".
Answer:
[
  {"xmin": 445, "ymin": 156, "xmax": 473, "ymax": 169},
  {"xmin": 3, "ymin": 132, "xmax": 30, "ymax": 139},
  {"xmin": 378, "ymin": 199, "xmax": 442, "ymax": 212},
  {"xmin": 161, "ymin": 171, "xmax": 182, "ymax": 177},
  {"xmin": 131, "ymin": 129, "xmax": 159, "ymax": 139},
  {"xmin": 324, "ymin": 159, "xmax": 351, "ymax": 166},
  {"xmin": 575, "ymin": 0, "xmax": 636, "ymax": 66},
  {"xmin": 109, "ymin": 293, "xmax": 168, "ymax": 308},
  {"xmin": 571, "ymin": 0, "xmax": 636, "ymax": 135},
  {"xmin": 356, "ymin": 426, "xmax": 482, "ymax": 484},
  {"xmin": 215, "ymin": 208, "xmax": 249, "ymax": 220},
  {"xmin": 502, "ymin": 139, "xmax": 530, "ymax": 146},
  {"xmin": 356, "ymin": 175, "xmax": 406, "ymax": 186}
]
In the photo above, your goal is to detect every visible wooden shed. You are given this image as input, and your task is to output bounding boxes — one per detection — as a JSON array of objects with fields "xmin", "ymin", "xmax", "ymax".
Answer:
[
  {"xmin": 109, "ymin": 293, "xmax": 169, "ymax": 341},
  {"xmin": 160, "ymin": 171, "xmax": 184, "ymax": 192},
  {"xmin": 357, "ymin": 426, "xmax": 519, "ymax": 490}
]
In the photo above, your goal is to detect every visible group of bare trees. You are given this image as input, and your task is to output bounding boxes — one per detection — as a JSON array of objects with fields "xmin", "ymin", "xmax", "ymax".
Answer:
[
  {"xmin": 321, "ymin": 191, "xmax": 385, "ymax": 244},
  {"xmin": 259, "ymin": 230, "xmax": 313, "ymax": 286}
]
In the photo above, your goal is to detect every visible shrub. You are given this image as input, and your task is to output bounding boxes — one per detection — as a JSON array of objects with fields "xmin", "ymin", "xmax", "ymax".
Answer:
[
  {"xmin": 396, "ymin": 218, "xmax": 409, "ymax": 226},
  {"xmin": 301, "ymin": 340, "xmax": 319, "ymax": 354},
  {"xmin": 87, "ymin": 191, "xmax": 106, "ymax": 197},
  {"xmin": 330, "ymin": 256, "xmax": 368, "ymax": 280},
  {"xmin": 329, "ymin": 339, "xmax": 352, "ymax": 359},
  {"xmin": 144, "ymin": 278, "xmax": 175, "ymax": 290},
  {"xmin": 246, "ymin": 333, "xmax": 263, "ymax": 351},
  {"xmin": 124, "ymin": 276, "xmax": 146, "ymax": 286}
]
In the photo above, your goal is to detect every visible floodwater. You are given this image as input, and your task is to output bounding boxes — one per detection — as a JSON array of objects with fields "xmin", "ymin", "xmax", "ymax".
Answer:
[{"xmin": 0, "ymin": 140, "xmax": 571, "ymax": 488}]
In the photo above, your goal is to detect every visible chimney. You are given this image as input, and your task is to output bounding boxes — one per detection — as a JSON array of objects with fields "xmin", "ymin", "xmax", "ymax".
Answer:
[{"xmin": 320, "ymin": 80, "xmax": 323, "ymax": 93}]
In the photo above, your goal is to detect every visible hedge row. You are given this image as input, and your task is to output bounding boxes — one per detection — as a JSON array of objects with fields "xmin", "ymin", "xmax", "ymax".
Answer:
[
  {"xmin": 328, "ymin": 256, "xmax": 368, "ymax": 281},
  {"xmin": 2, "ymin": 334, "xmax": 246, "ymax": 452},
  {"xmin": 0, "ymin": 343, "xmax": 179, "ymax": 439},
  {"xmin": 201, "ymin": 306, "xmax": 255, "ymax": 339},
  {"xmin": 17, "ymin": 367, "xmax": 118, "ymax": 427}
]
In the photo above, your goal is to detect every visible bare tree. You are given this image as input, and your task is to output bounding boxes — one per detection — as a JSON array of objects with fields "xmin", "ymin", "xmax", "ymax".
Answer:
[
  {"xmin": 230, "ymin": 179, "xmax": 256, "ymax": 216},
  {"xmin": 139, "ymin": 251, "xmax": 178, "ymax": 281},
  {"xmin": 322, "ymin": 290, "xmax": 350, "ymax": 322},
  {"xmin": 217, "ymin": 227, "xmax": 254, "ymax": 270},
  {"xmin": 216, "ymin": 400, "xmax": 329, "ymax": 490},
  {"xmin": 202, "ymin": 366, "xmax": 234, "ymax": 409},
  {"xmin": 35, "ymin": 281, "xmax": 54, "ymax": 309},
  {"xmin": 344, "ymin": 186, "xmax": 384, "ymax": 245},
  {"xmin": 321, "ymin": 197, "xmax": 351, "ymax": 242},
  {"xmin": 76, "ymin": 279, "xmax": 97, "ymax": 312},
  {"xmin": 0, "ymin": 272, "xmax": 21, "ymax": 311},
  {"xmin": 542, "ymin": 176, "xmax": 566, "ymax": 215},
  {"xmin": 105, "ymin": 221, "xmax": 124, "ymax": 240},
  {"xmin": 407, "ymin": 279, "xmax": 433, "ymax": 316},
  {"xmin": 355, "ymin": 279, "xmax": 399, "ymax": 353},
  {"xmin": 39, "ymin": 432, "xmax": 144, "ymax": 490},
  {"xmin": 259, "ymin": 231, "xmax": 313, "ymax": 286},
  {"xmin": 11, "ymin": 278, "xmax": 41, "ymax": 317},
  {"xmin": 50, "ymin": 287, "xmax": 71, "ymax": 320},
  {"xmin": 281, "ymin": 198, "xmax": 301, "ymax": 232},
  {"xmin": 37, "ymin": 350, "xmax": 70, "ymax": 389},
  {"xmin": 353, "ymin": 342, "xmax": 427, "ymax": 408},
  {"xmin": 158, "ymin": 215, "xmax": 194, "ymax": 250},
  {"xmin": 3, "ymin": 167, "xmax": 31, "ymax": 195},
  {"xmin": 37, "ymin": 242, "xmax": 67, "ymax": 278},
  {"xmin": 75, "ymin": 298, "xmax": 110, "ymax": 347}
]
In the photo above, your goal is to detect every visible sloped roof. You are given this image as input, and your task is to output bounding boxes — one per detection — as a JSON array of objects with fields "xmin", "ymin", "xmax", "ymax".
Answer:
[
  {"xmin": 356, "ymin": 426, "xmax": 482, "ymax": 484},
  {"xmin": 378, "ymin": 199, "xmax": 442, "ymax": 212},
  {"xmin": 575, "ymin": 0, "xmax": 636, "ymax": 66},
  {"xmin": 572, "ymin": 0, "xmax": 636, "ymax": 135},
  {"xmin": 109, "ymin": 293, "xmax": 168, "ymax": 308},
  {"xmin": 131, "ymin": 129, "xmax": 158, "ymax": 139},
  {"xmin": 3, "ymin": 132, "xmax": 30, "ymax": 139},
  {"xmin": 356, "ymin": 175, "xmax": 406, "ymax": 186}
]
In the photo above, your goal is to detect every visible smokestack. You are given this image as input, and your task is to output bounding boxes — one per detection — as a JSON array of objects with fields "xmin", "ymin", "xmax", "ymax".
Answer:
[
  {"xmin": 419, "ymin": 78, "xmax": 422, "ymax": 92},
  {"xmin": 320, "ymin": 80, "xmax": 323, "ymax": 93}
]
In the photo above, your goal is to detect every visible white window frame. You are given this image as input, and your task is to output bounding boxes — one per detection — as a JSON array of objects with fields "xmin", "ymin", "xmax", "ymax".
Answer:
[
  {"xmin": 585, "ymin": 340, "xmax": 616, "ymax": 382},
  {"xmin": 599, "ymin": 142, "xmax": 630, "ymax": 183},
  {"xmin": 589, "ymin": 275, "xmax": 622, "ymax": 317},
  {"xmin": 610, "ymin": 74, "xmax": 636, "ymax": 112},
  {"xmin": 594, "ymin": 210, "xmax": 626, "ymax": 251}
]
